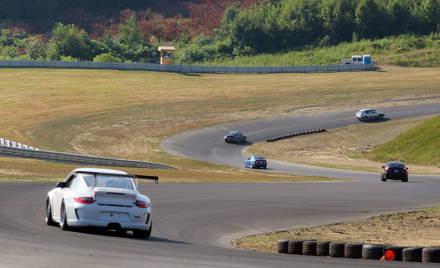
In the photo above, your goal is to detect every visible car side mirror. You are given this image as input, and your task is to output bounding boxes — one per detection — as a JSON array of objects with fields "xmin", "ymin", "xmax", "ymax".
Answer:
[
  {"xmin": 56, "ymin": 182, "xmax": 65, "ymax": 188},
  {"xmin": 381, "ymin": 166, "xmax": 385, "ymax": 169}
]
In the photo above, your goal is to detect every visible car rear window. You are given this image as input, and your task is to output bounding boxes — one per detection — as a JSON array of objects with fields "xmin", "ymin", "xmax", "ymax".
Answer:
[
  {"xmin": 83, "ymin": 174, "xmax": 134, "ymax": 190},
  {"xmin": 387, "ymin": 163, "xmax": 405, "ymax": 168}
]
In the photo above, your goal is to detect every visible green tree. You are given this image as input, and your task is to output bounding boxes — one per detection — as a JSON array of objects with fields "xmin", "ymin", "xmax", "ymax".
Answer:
[
  {"xmin": 355, "ymin": 0, "xmax": 389, "ymax": 39},
  {"xmin": 411, "ymin": 0, "xmax": 440, "ymax": 34},
  {"xmin": 118, "ymin": 12, "xmax": 144, "ymax": 48},
  {"xmin": 24, "ymin": 37, "xmax": 47, "ymax": 59},
  {"xmin": 46, "ymin": 23, "xmax": 97, "ymax": 60}
]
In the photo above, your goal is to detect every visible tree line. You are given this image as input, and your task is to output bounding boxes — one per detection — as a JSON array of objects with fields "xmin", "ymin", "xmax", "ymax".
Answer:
[
  {"xmin": 178, "ymin": 0, "xmax": 440, "ymax": 63},
  {"xmin": 0, "ymin": 0, "xmax": 439, "ymax": 64}
]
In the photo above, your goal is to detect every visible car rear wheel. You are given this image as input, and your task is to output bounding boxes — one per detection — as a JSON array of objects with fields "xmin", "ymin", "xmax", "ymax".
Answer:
[
  {"xmin": 59, "ymin": 201, "xmax": 70, "ymax": 231},
  {"xmin": 381, "ymin": 176, "xmax": 386, "ymax": 182},
  {"xmin": 45, "ymin": 199, "xmax": 56, "ymax": 226},
  {"xmin": 133, "ymin": 224, "xmax": 152, "ymax": 239},
  {"xmin": 402, "ymin": 177, "xmax": 408, "ymax": 182}
]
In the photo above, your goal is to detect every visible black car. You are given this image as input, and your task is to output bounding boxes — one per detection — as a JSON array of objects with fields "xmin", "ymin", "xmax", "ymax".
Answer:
[
  {"xmin": 381, "ymin": 162, "xmax": 408, "ymax": 182},
  {"xmin": 224, "ymin": 131, "xmax": 247, "ymax": 144}
]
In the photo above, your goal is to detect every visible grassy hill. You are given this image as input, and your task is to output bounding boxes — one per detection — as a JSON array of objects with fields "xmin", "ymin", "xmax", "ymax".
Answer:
[
  {"xmin": 199, "ymin": 34, "xmax": 440, "ymax": 67},
  {"xmin": 368, "ymin": 115, "xmax": 440, "ymax": 166}
]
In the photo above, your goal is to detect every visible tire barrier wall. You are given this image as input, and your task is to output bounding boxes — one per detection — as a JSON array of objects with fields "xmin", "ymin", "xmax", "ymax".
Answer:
[
  {"xmin": 0, "ymin": 146, "xmax": 175, "ymax": 170},
  {"xmin": 0, "ymin": 60, "xmax": 377, "ymax": 74},
  {"xmin": 266, "ymin": 128, "xmax": 327, "ymax": 143},
  {"xmin": 277, "ymin": 240, "xmax": 440, "ymax": 263}
]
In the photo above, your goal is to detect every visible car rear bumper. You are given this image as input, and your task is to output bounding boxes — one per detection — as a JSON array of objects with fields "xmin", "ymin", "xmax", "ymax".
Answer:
[
  {"xmin": 67, "ymin": 203, "xmax": 151, "ymax": 231},
  {"xmin": 384, "ymin": 173, "xmax": 407, "ymax": 180},
  {"xmin": 67, "ymin": 217, "xmax": 151, "ymax": 230}
]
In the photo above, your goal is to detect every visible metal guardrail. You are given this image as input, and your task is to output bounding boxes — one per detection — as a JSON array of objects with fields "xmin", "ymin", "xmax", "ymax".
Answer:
[
  {"xmin": 0, "ymin": 60, "xmax": 377, "ymax": 74},
  {"xmin": 0, "ymin": 146, "xmax": 175, "ymax": 170}
]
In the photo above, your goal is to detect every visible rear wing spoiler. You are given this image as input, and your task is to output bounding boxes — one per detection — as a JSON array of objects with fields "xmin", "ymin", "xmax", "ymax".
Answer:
[{"xmin": 75, "ymin": 171, "xmax": 159, "ymax": 184}]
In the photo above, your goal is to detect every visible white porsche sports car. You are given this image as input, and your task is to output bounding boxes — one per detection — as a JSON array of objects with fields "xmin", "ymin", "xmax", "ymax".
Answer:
[{"xmin": 45, "ymin": 168, "xmax": 157, "ymax": 239}]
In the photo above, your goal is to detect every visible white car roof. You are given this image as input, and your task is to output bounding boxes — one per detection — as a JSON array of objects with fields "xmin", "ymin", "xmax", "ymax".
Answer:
[
  {"xmin": 72, "ymin": 168, "xmax": 128, "ymax": 175},
  {"xmin": 358, "ymin": 108, "xmax": 374, "ymax": 112}
]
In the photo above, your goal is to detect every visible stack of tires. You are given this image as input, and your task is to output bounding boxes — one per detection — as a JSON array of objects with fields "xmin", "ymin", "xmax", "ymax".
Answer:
[
  {"xmin": 266, "ymin": 128, "xmax": 326, "ymax": 142},
  {"xmin": 277, "ymin": 240, "xmax": 440, "ymax": 263}
]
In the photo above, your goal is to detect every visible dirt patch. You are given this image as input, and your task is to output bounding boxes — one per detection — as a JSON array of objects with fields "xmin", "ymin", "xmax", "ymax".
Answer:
[{"xmin": 233, "ymin": 206, "xmax": 440, "ymax": 253}]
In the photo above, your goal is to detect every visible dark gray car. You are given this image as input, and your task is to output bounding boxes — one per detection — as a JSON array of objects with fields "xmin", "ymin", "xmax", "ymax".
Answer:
[{"xmin": 224, "ymin": 131, "xmax": 246, "ymax": 144}]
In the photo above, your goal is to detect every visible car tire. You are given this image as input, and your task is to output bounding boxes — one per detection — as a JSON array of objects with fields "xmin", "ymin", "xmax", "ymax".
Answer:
[
  {"xmin": 316, "ymin": 241, "xmax": 330, "ymax": 256},
  {"xmin": 302, "ymin": 240, "xmax": 317, "ymax": 256},
  {"xmin": 345, "ymin": 242, "xmax": 364, "ymax": 258},
  {"xmin": 59, "ymin": 201, "xmax": 70, "ymax": 231},
  {"xmin": 402, "ymin": 177, "xmax": 408, "ymax": 182},
  {"xmin": 362, "ymin": 244, "xmax": 384, "ymax": 260},
  {"xmin": 422, "ymin": 247, "xmax": 440, "ymax": 263},
  {"xmin": 403, "ymin": 247, "xmax": 423, "ymax": 262},
  {"xmin": 329, "ymin": 242, "xmax": 345, "ymax": 257},
  {"xmin": 133, "ymin": 223, "xmax": 152, "ymax": 239},
  {"xmin": 288, "ymin": 240, "xmax": 304, "ymax": 255},
  {"xmin": 45, "ymin": 198, "xmax": 56, "ymax": 226},
  {"xmin": 381, "ymin": 176, "xmax": 386, "ymax": 182}
]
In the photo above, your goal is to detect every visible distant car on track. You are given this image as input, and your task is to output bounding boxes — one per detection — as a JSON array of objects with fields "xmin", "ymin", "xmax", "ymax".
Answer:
[
  {"xmin": 356, "ymin": 108, "xmax": 385, "ymax": 121},
  {"xmin": 224, "ymin": 131, "xmax": 247, "ymax": 144},
  {"xmin": 45, "ymin": 168, "xmax": 157, "ymax": 239},
  {"xmin": 381, "ymin": 162, "xmax": 408, "ymax": 182},
  {"xmin": 244, "ymin": 155, "xmax": 267, "ymax": 169}
]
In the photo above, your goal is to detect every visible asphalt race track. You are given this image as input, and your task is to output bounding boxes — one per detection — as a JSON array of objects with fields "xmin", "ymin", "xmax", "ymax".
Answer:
[{"xmin": 1, "ymin": 102, "xmax": 440, "ymax": 267}]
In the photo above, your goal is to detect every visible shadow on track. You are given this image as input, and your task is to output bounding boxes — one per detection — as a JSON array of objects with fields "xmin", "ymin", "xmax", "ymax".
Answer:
[
  {"xmin": 59, "ymin": 227, "xmax": 191, "ymax": 244},
  {"xmin": 360, "ymin": 118, "xmax": 391, "ymax": 123}
]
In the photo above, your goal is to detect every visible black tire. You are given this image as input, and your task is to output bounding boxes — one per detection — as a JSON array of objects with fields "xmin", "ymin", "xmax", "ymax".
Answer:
[
  {"xmin": 381, "ymin": 175, "xmax": 386, "ymax": 182},
  {"xmin": 316, "ymin": 241, "xmax": 330, "ymax": 256},
  {"xmin": 133, "ymin": 223, "xmax": 152, "ymax": 239},
  {"xmin": 277, "ymin": 240, "xmax": 289, "ymax": 254},
  {"xmin": 362, "ymin": 244, "xmax": 384, "ymax": 260},
  {"xmin": 345, "ymin": 243, "xmax": 364, "ymax": 259},
  {"xmin": 384, "ymin": 245, "xmax": 405, "ymax": 261},
  {"xmin": 329, "ymin": 242, "xmax": 345, "ymax": 257},
  {"xmin": 288, "ymin": 240, "xmax": 304, "ymax": 255},
  {"xmin": 403, "ymin": 247, "xmax": 423, "ymax": 262},
  {"xmin": 422, "ymin": 247, "xmax": 440, "ymax": 263},
  {"xmin": 402, "ymin": 176, "xmax": 408, "ymax": 182},
  {"xmin": 302, "ymin": 240, "xmax": 317, "ymax": 256},
  {"xmin": 59, "ymin": 201, "xmax": 70, "ymax": 231},
  {"xmin": 45, "ymin": 198, "xmax": 56, "ymax": 226}
]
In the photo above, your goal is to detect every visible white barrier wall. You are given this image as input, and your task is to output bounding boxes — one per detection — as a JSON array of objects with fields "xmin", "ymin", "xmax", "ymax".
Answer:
[{"xmin": 0, "ymin": 60, "xmax": 377, "ymax": 74}]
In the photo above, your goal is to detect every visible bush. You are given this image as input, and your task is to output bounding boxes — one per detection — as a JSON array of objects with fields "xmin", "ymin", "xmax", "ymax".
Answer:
[{"xmin": 93, "ymin": 53, "xmax": 122, "ymax": 62}]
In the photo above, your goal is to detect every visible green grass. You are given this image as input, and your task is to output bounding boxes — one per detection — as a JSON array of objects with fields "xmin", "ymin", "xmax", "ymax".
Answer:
[
  {"xmin": 368, "ymin": 115, "xmax": 440, "ymax": 166},
  {"xmin": 200, "ymin": 34, "xmax": 440, "ymax": 67}
]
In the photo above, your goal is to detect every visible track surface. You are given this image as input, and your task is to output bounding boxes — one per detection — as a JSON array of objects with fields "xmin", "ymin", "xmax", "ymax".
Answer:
[{"xmin": 1, "ymin": 102, "xmax": 440, "ymax": 267}]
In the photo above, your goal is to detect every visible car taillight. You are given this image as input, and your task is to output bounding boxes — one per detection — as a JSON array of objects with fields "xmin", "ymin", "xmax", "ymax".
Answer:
[
  {"xmin": 384, "ymin": 169, "xmax": 390, "ymax": 172},
  {"xmin": 74, "ymin": 197, "xmax": 94, "ymax": 204},
  {"xmin": 135, "ymin": 200, "xmax": 149, "ymax": 208}
]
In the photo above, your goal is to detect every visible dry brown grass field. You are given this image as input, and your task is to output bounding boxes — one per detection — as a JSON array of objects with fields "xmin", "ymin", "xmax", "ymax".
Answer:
[{"xmin": 0, "ymin": 65, "xmax": 439, "ymax": 181}]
